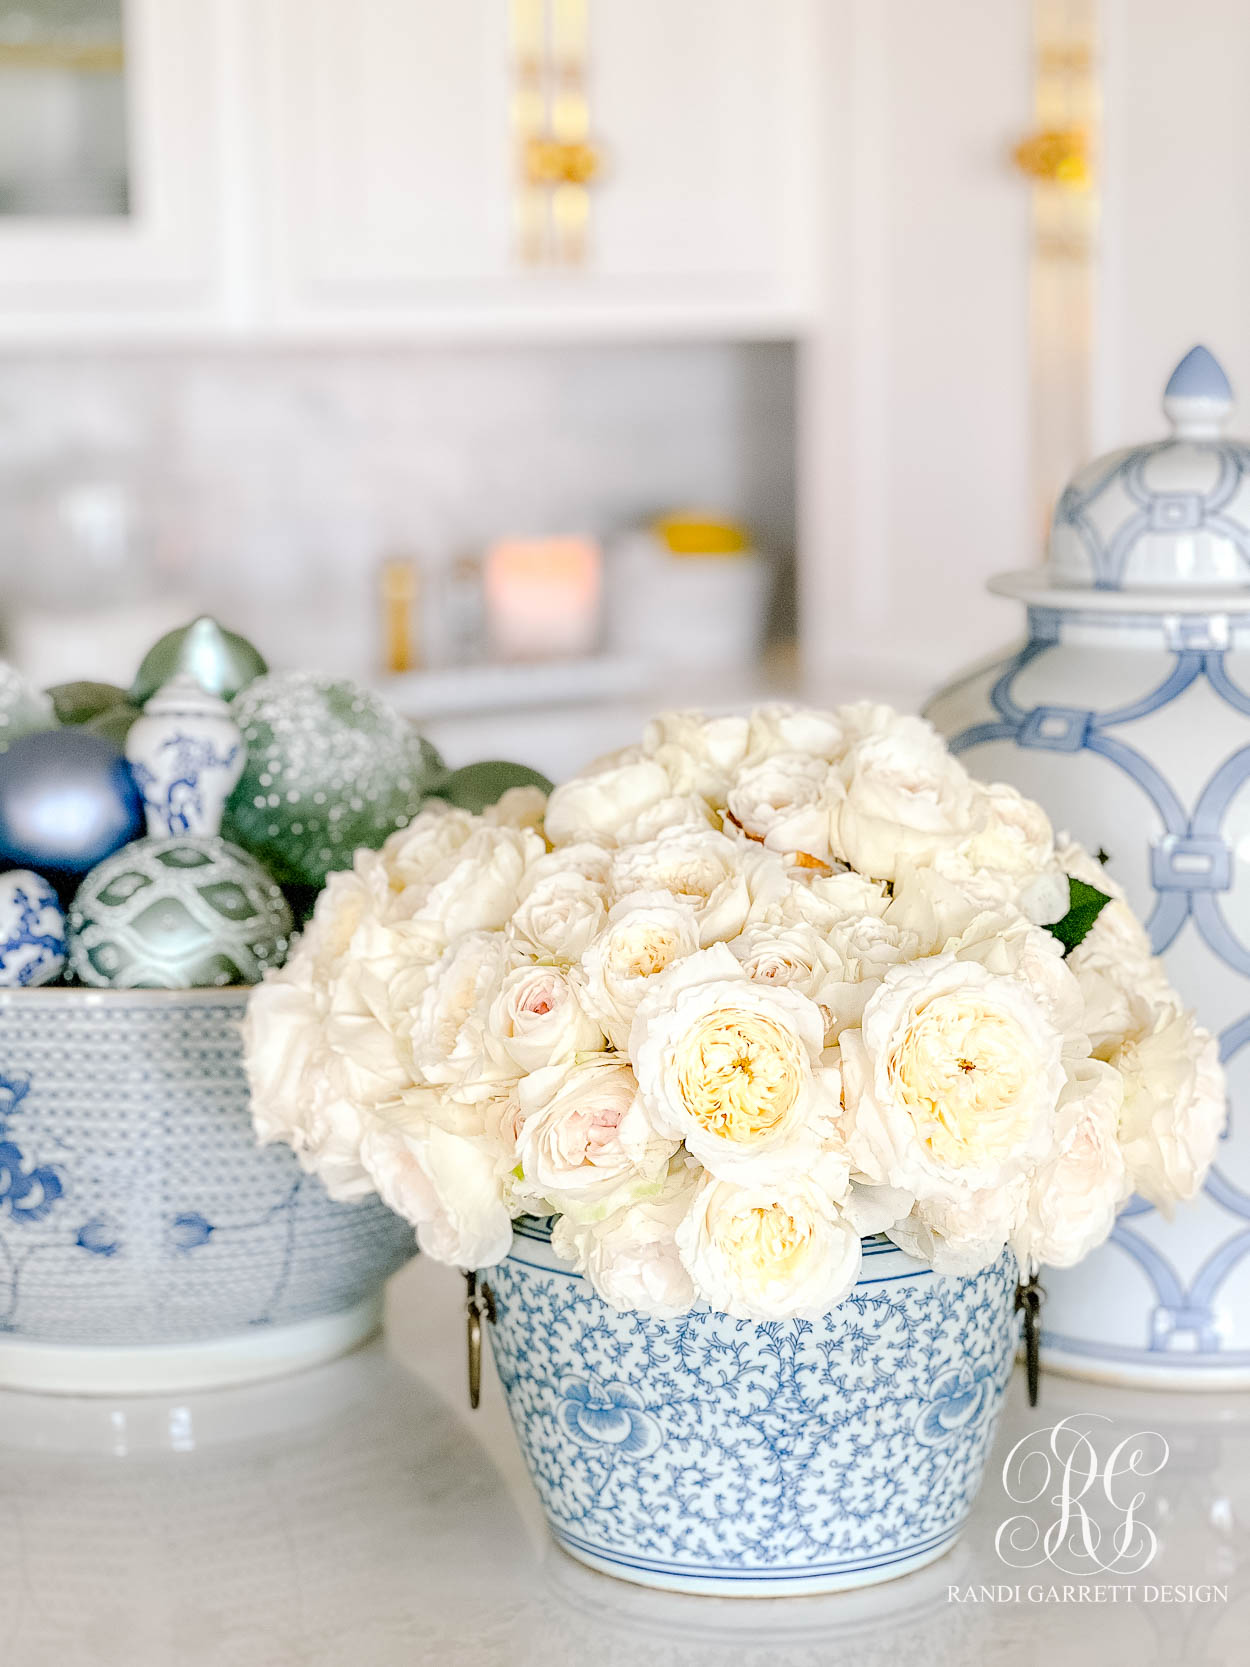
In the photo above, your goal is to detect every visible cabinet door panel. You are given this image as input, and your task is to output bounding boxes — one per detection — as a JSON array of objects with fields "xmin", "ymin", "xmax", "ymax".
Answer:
[{"xmin": 257, "ymin": 0, "xmax": 806, "ymax": 325}]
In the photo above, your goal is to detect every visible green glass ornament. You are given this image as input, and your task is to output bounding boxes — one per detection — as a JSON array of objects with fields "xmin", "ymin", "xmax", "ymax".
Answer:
[
  {"xmin": 222, "ymin": 671, "xmax": 445, "ymax": 888},
  {"xmin": 0, "ymin": 660, "xmax": 56, "ymax": 754},
  {"xmin": 130, "ymin": 616, "xmax": 268, "ymax": 707},
  {"xmin": 67, "ymin": 836, "xmax": 293, "ymax": 989},
  {"xmin": 47, "ymin": 680, "xmax": 130, "ymax": 726},
  {"xmin": 432, "ymin": 760, "xmax": 552, "ymax": 814}
]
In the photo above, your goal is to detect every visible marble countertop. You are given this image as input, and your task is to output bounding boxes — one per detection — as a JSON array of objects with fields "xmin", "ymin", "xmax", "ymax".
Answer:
[{"xmin": 0, "ymin": 1255, "xmax": 1246, "ymax": 1667}]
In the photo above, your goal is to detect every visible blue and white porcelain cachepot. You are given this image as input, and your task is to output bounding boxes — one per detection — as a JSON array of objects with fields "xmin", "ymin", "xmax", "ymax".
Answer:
[
  {"xmin": 928, "ymin": 345, "xmax": 1250, "ymax": 1389},
  {"xmin": 0, "ymin": 986, "xmax": 415, "ymax": 1394},
  {"xmin": 481, "ymin": 1218, "xmax": 1017, "ymax": 1595}
]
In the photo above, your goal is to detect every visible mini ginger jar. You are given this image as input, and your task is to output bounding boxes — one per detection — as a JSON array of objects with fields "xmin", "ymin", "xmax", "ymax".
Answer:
[{"xmin": 927, "ymin": 345, "xmax": 1250, "ymax": 1388}]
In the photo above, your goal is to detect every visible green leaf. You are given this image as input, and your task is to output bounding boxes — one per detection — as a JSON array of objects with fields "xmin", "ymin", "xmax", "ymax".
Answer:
[
  {"xmin": 1047, "ymin": 876, "xmax": 1112, "ymax": 957},
  {"xmin": 431, "ymin": 759, "xmax": 553, "ymax": 814}
]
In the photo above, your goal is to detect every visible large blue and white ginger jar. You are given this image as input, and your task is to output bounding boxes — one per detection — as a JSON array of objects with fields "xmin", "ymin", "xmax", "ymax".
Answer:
[
  {"xmin": 481, "ymin": 1218, "xmax": 1017, "ymax": 1595},
  {"xmin": 0, "ymin": 987, "xmax": 415, "ymax": 1394},
  {"xmin": 928, "ymin": 345, "xmax": 1250, "ymax": 1388}
]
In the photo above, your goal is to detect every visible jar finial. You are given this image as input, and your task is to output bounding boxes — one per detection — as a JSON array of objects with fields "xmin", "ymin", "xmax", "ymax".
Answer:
[{"xmin": 1162, "ymin": 344, "xmax": 1233, "ymax": 439}]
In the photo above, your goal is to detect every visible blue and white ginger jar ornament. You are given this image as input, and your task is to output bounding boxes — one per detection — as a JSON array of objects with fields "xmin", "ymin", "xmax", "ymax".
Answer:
[
  {"xmin": 125, "ymin": 673, "xmax": 246, "ymax": 838},
  {"xmin": 0, "ymin": 871, "xmax": 66, "ymax": 987},
  {"xmin": 928, "ymin": 344, "xmax": 1250, "ymax": 1388}
]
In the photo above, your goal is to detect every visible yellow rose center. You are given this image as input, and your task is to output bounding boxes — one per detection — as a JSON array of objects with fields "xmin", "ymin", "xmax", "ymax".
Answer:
[
  {"xmin": 888, "ymin": 993, "xmax": 1031, "ymax": 1165},
  {"xmin": 676, "ymin": 1012, "xmax": 804, "ymax": 1144},
  {"xmin": 717, "ymin": 1201, "xmax": 813, "ymax": 1291}
]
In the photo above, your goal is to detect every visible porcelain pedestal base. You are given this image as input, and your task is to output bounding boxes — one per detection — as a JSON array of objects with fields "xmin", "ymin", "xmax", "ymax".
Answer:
[
  {"xmin": 0, "ymin": 1293, "xmax": 384, "ymax": 1395},
  {"xmin": 551, "ymin": 1526, "xmax": 961, "ymax": 1598},
  {"xmin": 1039, "ymin": 1341, "xmax": 1250, "ymax": 1392}
]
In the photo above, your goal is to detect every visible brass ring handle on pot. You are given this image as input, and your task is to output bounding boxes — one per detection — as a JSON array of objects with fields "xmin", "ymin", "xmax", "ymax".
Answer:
[{"xmin": 465, "ymin": 1271, "xmax": 496, "ymax": 1410}]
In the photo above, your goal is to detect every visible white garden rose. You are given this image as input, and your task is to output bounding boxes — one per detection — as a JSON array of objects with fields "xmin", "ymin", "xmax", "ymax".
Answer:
[
  {"xmin": 609, "ymin": 827, "xmax": 757, "ymax": 945},
  {"xmin": 840, "ymin": 951, "xmax": 1067, "ymax": 1202},
  {"xmin": 630, "ymin": 943, "xmax": 836, "ymax": 1178},
  {"xmin": 577, "ymin": 890, "xmax": 701, "ymax": 1049},
  {"xmin": 725, "ymin": 752, "xmax": 835, "ymax": 860},
  {"xmin": 676, "ymin": 1172, "xmax": 862, "ymax": 1320},
  {"xmin": 832, "ymin": 716, "xmax": 983, "ymax": 881},
  {"xmin": 612, "ymin": 792, "xmax": 717, "ymax": 845},
  {"xmin": 515, "ymin": 1055, "xmax": 677, "ymax": 1214},
  {"xmin": 641, "ymin": 710, "xmax": 750, "ymax": 800},
  {"xmin": 887, "ymin": 1178, "xmax": 1026, "ymax": 1276},
  {"xmin": 544, "ymin": 753, "xmax": 671, "ymax": 847},
  {"xmin": 511, "ymin": 870, "xmax": 607, "ymax": 961},
  {"xmin": 551, "ymin": 1159, "xmax": 700, "ymax": 1317},
  {"xmin": 376, "ymin": 802, "xmax": 477, "ymax": 897},
  {"xmin": 1106, "ymin": 991, "xmax": 1224, "ymax": 1209},
  {"xmin": 482, "ymin": 784, "xmax": 548, "ymax": 830},
  {"xmin": 744, "ymin": 703, "xmax": 844, "ymax": 765},
  {"xmin": 488, "ymin": 962, "xmax": 604, "ymax": 1072},
  {"xmin": 405, "ymin": 823, "xmax": 544, "ymax": 937},
  {"xmin": 406, "ymin": 930, "xmax": 520, "ymax": 1099},
  {"xmin": 359, "ymin": 1113, "xmax": 510, "ymax": 1267},
  {"xmin": 813, "ymin": 913, "xmax": 924, "ymax": 1035},
  {"xmin": 1012, "ymin": 1058, "xmax": 1129, "ymax": 1270},
  {"xmin": 728, "ymin": 920, "xmax": 841, "ymax": 1001}
]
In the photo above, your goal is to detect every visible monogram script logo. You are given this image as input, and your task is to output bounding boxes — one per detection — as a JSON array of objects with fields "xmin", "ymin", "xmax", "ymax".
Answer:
[{"xmin": 995, "ymin": 1414, "xmax": 1170, "ymax": 1576}]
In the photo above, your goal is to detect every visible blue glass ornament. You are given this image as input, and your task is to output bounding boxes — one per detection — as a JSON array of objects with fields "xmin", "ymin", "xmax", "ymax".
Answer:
[{"xmin": 0, "ymin": 730, "xmax": 145, "ymax": 876}]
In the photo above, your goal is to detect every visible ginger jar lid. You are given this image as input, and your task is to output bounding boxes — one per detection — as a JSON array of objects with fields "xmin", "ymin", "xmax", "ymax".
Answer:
[{"xmin": 993, "ymin": 346, "xmax": 1250, "ymax": 613}]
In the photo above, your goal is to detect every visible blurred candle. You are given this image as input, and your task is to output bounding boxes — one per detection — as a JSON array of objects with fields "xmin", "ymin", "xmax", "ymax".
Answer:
[{"xmin": 484, "ymin": 536, "xmax": 601, "ymax": 660}]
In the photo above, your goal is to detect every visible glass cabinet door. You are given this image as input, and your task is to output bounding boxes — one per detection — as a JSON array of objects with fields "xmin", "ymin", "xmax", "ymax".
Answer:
[{"xmin": 0, "ymin": 0, "xmax": 128, "ymax": 216}]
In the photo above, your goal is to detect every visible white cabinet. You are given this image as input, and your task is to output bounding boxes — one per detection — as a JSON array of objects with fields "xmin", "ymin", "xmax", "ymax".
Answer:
[
  {"xmin": 250, "ymin": 0, "xmax": 813, "ymax": 336},
  {"xmin": 0, "ymin": 0, "xmax": 225, "ymax": 338}
]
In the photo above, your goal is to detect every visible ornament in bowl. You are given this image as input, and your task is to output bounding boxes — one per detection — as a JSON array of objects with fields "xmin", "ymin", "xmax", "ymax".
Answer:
[
  {"xmin": 244, "ymin": 703, "xmax": 1223, "ymax": 1593},
  {"xmin": 928, "ymin": 346, "xmax": 1250, "ymax": 1387},
  {"xmin": 0, "ymin": 622, "xmax": 463, "ymax": 1392}
]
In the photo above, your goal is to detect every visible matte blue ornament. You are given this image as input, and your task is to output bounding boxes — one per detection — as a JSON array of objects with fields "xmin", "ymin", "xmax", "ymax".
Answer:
[{"xmin": 0, "ymin": 729, "xmax": 145, "ymax": 876}]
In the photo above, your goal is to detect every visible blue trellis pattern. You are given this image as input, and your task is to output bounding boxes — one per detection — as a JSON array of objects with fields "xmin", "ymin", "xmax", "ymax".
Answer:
[
  {"xmin": 942, "ymin": 610, "xmax": 1250, "ymax": 1366},
  {"xmin": 1053, "ymin": 437, "xmax": 1250, "ymax": 588},
  {"xmin": 485, "ymin": 1227, "xmax": 1016, "ymax": 1587}
]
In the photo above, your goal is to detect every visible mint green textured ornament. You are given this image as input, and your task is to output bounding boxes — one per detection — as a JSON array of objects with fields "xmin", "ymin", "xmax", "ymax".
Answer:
[
  {"xmin": 130, "ymin": 616, "xmax": 267, "ymax": 707},
  {"xmin": 67, "ymin": 836, "xmax": 293, "ymax": 989},
  {"xmin": 222, "ymin": 671, "xmax": 445, "ymax": 887},
  {"xmin": 0, "ymin": 660, "xmax": 56, "ymax": 754}
]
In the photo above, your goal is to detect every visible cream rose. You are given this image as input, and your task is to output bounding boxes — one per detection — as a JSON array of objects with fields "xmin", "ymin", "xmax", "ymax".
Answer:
[
  {"xmin": 676, "ymin": 1173, "xmax": 862, "ymax": 1320},
  {"xmin": 515, "ymin": 1056, "xmax": 677, "ymax": 1214},
  {"xmin": 832, "ymin": 717, "xmax": 983, "ymax": 881},
  {"xmin": 406, "ymin": 930, "xmax": 520, "ymax": 1099},
  {"xmin": 630, "ymin": 943, "xmax": 836, "ymax": 1178},
  {"xmin": 725, "ymin": 752, "xmax": 836, "ymax": 860},
  {"xmin": 641, "ymin": 710, "xmax": 750, "ymax": 800},
  {"xmin": 609, "ymin": 827, "xmax": 757, "ymax": 945},
  {"xmin": 359, "ymin": 1114, "xmax": 510, "ymax": 1267},
  {"xmin": 512, "ymin": 870, "xmax": 607, "ymax": 961},
  {"xmin": 551, "ymin": 1159, "xmax": 699, "ymax": 1317},
  {"xmin": 887, "ymin": 1178, "xmax": 1026, "ymax": 1275},
  {"xmin": 1106, "ymin": 992, "xmax": 1224, "ymax": 1209},
  {"xmin": 488, "ymin": 962, "xmax": 604, "ymax": 1072},
  {"xmin": 1012, "ymin": 1058, "xmax": 1129, "ymax": 1270},
  {"xmin": 744, "ymin": 703, "xmax": 845, "ymax": 766},
  {"xmin": 840, "ymin": 951, "xmax": 1067, "ymax": 1202},
  {"xmin": 544, "ymin": 752, "xmax": 672, "ymax": 847},
  {"xmin": 728, "ymin": 920, "xmax": 840, "ymax": 1001},
  {"xmin": 577, "ymin": 890, "xmax": 701, "ymax": 1049}
]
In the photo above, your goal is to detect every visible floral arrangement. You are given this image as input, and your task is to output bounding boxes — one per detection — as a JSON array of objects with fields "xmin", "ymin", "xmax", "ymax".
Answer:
[{"xmin": 244, "ymin": 704, "xmax": 1225, "ymax": 1321}]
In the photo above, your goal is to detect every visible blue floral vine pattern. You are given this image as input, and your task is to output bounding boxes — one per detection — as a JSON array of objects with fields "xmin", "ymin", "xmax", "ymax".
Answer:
[
  {"xmin": 945, "ymin": 608, "xmax": 1250, "ymax": 1364},
  {"xmin": 486, "ymin": 1232, "xmax": 1015, "ymax": 1584}
]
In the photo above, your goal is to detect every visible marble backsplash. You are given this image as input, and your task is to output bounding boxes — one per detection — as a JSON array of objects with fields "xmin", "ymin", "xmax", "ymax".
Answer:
[{"xmin": 0, "ymin": 341, "xmax": 795, "ymax": 682}]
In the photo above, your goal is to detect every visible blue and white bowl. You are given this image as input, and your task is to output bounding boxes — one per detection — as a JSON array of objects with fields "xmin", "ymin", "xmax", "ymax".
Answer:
[
  {"xmin": 0, "ymin": 987, "xmax": 415, "ymax": 1394},
  {"xmin": 482, "ymin": 1219, "xmax": 1018, "ymax": 1596}
]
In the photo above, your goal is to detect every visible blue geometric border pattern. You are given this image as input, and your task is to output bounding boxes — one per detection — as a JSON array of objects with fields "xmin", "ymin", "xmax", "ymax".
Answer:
[
  {"xmin": 1054, "ymin": 437, "xmax": 1250, "ymax": 588},
  {"xmin": 948, "ymin": 614, "xmax": 1250, "ymax": 1357}
]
